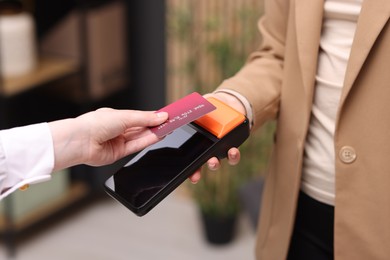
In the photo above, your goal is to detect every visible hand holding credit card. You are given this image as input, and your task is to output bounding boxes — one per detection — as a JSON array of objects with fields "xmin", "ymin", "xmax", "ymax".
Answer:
[{"xmin": 150, "ymin": 92, "xmax": 216, "ymax": 137}]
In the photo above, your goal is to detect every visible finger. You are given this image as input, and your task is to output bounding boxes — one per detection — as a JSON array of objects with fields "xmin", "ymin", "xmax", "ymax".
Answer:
[
  {"xmin": 207, "ymin": 157, "xmax": 220, "ymax": 171},
  {"xmin": 105, "ymin": 110, "xmax": 169, "ymax": 129},
  {"xmin": 124, "ymin": 132, "xmax": 162, "ymax": 155},
  {"xmin": 126, "ymin": 111, "xmax": 169, "ymax": 128},
  {"xmin": 189, "ymin": 170, "xmax": 202, "ymax": 184},
  {"xmin": 227, "ymin": 148, "xmax": 240, "ymax": 166}
]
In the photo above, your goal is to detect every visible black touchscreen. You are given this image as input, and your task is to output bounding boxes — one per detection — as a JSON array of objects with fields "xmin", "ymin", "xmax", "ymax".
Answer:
[{"xmin": 106, "ymin": 124, "xmax": 215, "ymax": 209}]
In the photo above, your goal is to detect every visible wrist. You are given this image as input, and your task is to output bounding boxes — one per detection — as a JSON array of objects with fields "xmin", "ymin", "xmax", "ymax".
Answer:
[{"xmin": 49, "ymin": 118, "xmax": 84, "ymax": 171}]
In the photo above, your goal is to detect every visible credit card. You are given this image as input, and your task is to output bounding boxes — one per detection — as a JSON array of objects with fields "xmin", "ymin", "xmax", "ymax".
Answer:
[{"xmin": 151, "ymin": 92, "xmax": 216, "ymax": 137}]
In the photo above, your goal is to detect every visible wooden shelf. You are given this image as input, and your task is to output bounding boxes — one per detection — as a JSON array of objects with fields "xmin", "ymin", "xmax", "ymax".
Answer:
[
  {"xmin": 0, "ymin": 56, "xmax": 80, "ymax": 97},
  {"xmin": 0, "ymin": 182, "xmax": 90, "ymax": 232}
]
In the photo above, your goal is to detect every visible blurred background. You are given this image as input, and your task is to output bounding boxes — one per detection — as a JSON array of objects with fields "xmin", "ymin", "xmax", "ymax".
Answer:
[{"xmin": 0, "ymin": 0, "xmax": 275, "ymax": 259}]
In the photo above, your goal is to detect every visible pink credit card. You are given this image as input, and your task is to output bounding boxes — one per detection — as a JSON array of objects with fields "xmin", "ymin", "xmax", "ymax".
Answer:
[{"xmin": 151, "ymin": 92, "xmax": 216, "ymax": 137}]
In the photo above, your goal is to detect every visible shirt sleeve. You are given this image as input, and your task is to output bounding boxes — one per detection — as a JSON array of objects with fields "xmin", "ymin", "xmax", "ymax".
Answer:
[{"xmin": 0, "ymin": 123, "xmax": 54, "ymax": 200}]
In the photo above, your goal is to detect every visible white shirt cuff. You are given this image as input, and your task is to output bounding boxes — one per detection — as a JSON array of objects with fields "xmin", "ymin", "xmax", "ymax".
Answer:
[{"xmin": 0, "ymin": 123, "xmax": 54, "ymax": 199}]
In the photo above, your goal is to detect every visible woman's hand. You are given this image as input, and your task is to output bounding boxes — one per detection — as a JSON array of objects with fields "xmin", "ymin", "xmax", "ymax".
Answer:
[
  {"xmin": 49, "ymin": 108, "xmax": 168, "ymax": 171},
  {"xmin": 189, "ymin": 147, "xmax": 241, "ymax": 183}
]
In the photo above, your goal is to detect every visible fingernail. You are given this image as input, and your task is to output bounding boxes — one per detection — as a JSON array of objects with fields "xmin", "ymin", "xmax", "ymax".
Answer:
[
  {"xmin": 156, "ymin": 112, "xmax": 168, "ymax": 118},
  {"xmin": 230, "ymin": 152, "xmax": 237, "ymax": 160}
]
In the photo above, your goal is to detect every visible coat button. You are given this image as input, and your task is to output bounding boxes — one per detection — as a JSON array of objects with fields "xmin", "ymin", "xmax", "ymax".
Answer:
[
  {"xmin": 339, "ymin": 146, "xmax": 357, "ymax": 164},
  {"xmin": 19, "ymin": 184, "xmax": 30, "ymax": 191}
]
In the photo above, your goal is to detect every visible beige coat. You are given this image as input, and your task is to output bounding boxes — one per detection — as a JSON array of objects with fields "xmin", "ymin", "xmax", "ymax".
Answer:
[{"xmin": 217, "ymin": 0, "xmax": 390, "ymax": 259}]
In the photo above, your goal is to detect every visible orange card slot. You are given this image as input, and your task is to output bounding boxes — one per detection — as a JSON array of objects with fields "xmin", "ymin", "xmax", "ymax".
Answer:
[{"xmin": 194, "ymin": 97, "xmax": 246, "ymax": 139}]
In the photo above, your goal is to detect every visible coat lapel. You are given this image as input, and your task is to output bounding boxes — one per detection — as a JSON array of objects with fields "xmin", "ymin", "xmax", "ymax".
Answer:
[
  {"xmin": 295, "ymin": 0, "xmax": 324, "ymax": 105},
  {"xmin": 340, "ymin": 0, "xmax": 390, "ymax": 106}
]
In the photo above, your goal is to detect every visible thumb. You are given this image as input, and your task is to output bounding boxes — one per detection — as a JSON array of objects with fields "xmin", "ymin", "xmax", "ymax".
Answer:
[{"xmin": 122, "ymin": 110, "xmax": 169, "ymax": 128}]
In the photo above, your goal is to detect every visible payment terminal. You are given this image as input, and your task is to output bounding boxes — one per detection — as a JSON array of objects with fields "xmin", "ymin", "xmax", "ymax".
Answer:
[{"xmin": 104, "ymin": 97, "xmax": 250, "ymax": 216}]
